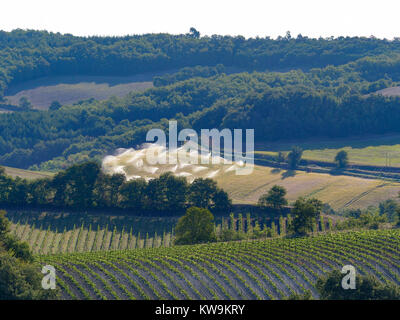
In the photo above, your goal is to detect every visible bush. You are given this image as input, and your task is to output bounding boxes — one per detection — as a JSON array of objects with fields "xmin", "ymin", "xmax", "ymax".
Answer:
[{"xmin": 316, "ymin": 270, "xmax": 400, "ymax": 300}]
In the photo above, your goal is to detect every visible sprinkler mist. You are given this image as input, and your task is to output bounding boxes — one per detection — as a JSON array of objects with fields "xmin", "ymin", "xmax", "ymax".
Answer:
[{"xmin": 102, "ymin": 142, "xmax": 246, "ymax": 183}]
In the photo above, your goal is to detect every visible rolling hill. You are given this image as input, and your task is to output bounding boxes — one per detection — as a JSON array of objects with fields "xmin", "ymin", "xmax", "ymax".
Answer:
[
  {"xmin": 215, "ymin": 165, "xmax": 400, "ymax": 210},
  {"xmin": 38, "ymin": 229, "xmax": 400, "ymax": 300}
]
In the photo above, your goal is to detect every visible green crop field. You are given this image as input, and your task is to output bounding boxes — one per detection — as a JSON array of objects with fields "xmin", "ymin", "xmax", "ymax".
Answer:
[
  {"xmin": 38, "ymin": 229, "xmax": 400, "ymax": 300},
  {"xmin": 255, "ymin": 133, "xmax": 400, "ymax": 167}
]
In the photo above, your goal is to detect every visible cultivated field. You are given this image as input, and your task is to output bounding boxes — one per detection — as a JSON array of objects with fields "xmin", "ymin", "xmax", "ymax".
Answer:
[
  {"xmin": 9, "ymin": 210, "xmax": 337, "ymax": 255},
  {"xmin": 38, "ymin": 229, "xmax": 400, "ymax": 300},
  {"xmin": 4, "ymin": 74, "xmax": 155, "ymax": 109},
  {"xmin": 7, "ymin": 211, "xmax": 178, "ymax": 255},
  {"xmin": 256, "ymin": 133, "xmax": 400, "ymax": 167}
]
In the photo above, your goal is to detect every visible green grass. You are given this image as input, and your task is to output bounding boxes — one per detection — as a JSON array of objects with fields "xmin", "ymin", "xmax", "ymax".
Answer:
[
  {"xmin": 38, "ymin": 229, "xmax": 400, "ymax": 300},
  {"xmin": 255, "ymin": 133, "xmax": 400, "ymax": 167}
]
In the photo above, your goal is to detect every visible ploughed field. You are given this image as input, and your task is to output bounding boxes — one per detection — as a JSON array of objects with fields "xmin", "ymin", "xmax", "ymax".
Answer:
[{"xmin": 38, "ymin": 229, "xmax": 400, "ymax": 300}]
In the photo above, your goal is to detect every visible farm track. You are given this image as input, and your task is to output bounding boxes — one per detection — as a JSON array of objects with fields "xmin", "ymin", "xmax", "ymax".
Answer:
[{"xmin": 39, "ymin": 229, "xmax": 400, "ymax": 300}]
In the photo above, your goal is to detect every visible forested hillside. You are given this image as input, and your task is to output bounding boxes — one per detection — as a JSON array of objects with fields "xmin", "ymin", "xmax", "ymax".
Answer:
[
  {"xmin": 2, "ymin": 30, "xmax": 400, "ymax": 170},
  {"xmin": 2, "ymin": 29, "xmax": 400, "ymax": 99}
]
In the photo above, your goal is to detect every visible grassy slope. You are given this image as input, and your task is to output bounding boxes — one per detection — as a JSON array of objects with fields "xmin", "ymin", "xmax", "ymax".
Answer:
[
  {"xmin": 39, "ymin": 229, "xmax": 400, "ymax": 300},
  {"xmin": 3, "ymin": 166, "xmax": 54, "ymax": 180},
  {"xmin": 255, "ymin": 133, "xmax": 400, "ymax": 167},
  {"xmin": 215, "ymin": 164, "xmax": 400, "ymax": 210}
]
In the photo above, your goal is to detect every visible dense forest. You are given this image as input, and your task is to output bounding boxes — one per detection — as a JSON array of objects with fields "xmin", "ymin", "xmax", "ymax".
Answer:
[
  {"xmin": 2, "ymin": 29, "xmax": 400, "ymax": 99},
  {"xmin": 2, "ymin": 30, "xmax": 400, "ymax": 170},
  {"xmin": 0, "ymin": 163, "xmax": 231, "ymax": 215}
]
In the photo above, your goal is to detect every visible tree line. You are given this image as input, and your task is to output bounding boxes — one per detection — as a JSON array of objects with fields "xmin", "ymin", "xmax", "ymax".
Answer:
[
  {"xmin": 0, "ymin": 162, "xmax": 232, "ymax": 215},
  {"xmin": 2, "ymin": 29, "xmax": 400, "ymax": 100}
]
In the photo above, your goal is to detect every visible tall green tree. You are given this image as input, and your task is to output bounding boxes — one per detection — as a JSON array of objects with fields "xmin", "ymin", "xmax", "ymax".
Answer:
[
  {"xmin": 174, "ymin": 207, "xmax": 216, "ymax": 245},
  {"xmin": 92, "ymin": 173, "xmax": 125, "ymax": 208},
  {"xmin": 258, "ymin": 185, "xmax": 288, "ymax": 210},
  {"xmin": 289, "ymin": 197, "xmax": 323, "ymax": 236},
  {"xmin": 145, "ymin": 172, "xmax": 188, "ymax": 212},
  {"xmin": 334, "ymin": 150, "xmax": 349, "ymax": 168},
  {"xmin": 119, "ymin": 178, "xmax": 147, "ymax": 210},
  {"xmin": 52, "ymin": 161, "xmax": 101, "ymax": 208},
  {"xmin": 287, "ymin": 146, "xmax": 303, "ymax": 169},
  {"xmin": 188, "ymin": 178, "xmax": 232, "ymax": 212}
]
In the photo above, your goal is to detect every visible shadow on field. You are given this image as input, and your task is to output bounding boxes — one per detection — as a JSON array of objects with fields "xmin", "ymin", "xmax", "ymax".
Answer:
[
  {"xmin": 271, "ymin": 168, "xmax": 281, "ymax": 174},
  {"xmin": 281, "ymin": 170, "xmax": 296, "ymax": 179}
]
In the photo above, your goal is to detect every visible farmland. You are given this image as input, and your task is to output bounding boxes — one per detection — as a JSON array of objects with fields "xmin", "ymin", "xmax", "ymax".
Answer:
[
  {"xmin": 4, "ymin": 74, "xmax": 155, "ymax": 110},
  {"xmin": 8, "ymin": 208, "xmax": 343, "ymax": 255},
  {"xmin": 255, "ymin": 133, "xmax": 400, "ymax": 167},
  {"xmin": 3, "ymin": 166, "xmax": 54, "ymax": 180},
  {"xmin": 98, "ymin": 143, "xmax": 400, "ymax": 210},
  {"xmin": 215, "ymin": 164, "xmax": 400, "ymax": 210},
  {"xmin": 2, "ymin": 29, "xmax": 400, "ymax": 302},
  {"xmin": 7, "ymin": 211, "xmax": 178, "ymax": 254},
  {"xmin": 4, "ymin": 160, "xmax": 400, "ymax": 210},
  {"xmin": 37, "ymin": 229, "xmax": 400, "ymax": 300}
]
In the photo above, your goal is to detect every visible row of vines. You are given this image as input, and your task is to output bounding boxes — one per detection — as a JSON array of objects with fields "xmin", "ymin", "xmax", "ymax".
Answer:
[{"xmin": 38, "ymin": 229, "xmax": 400, "ymax": 300}]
